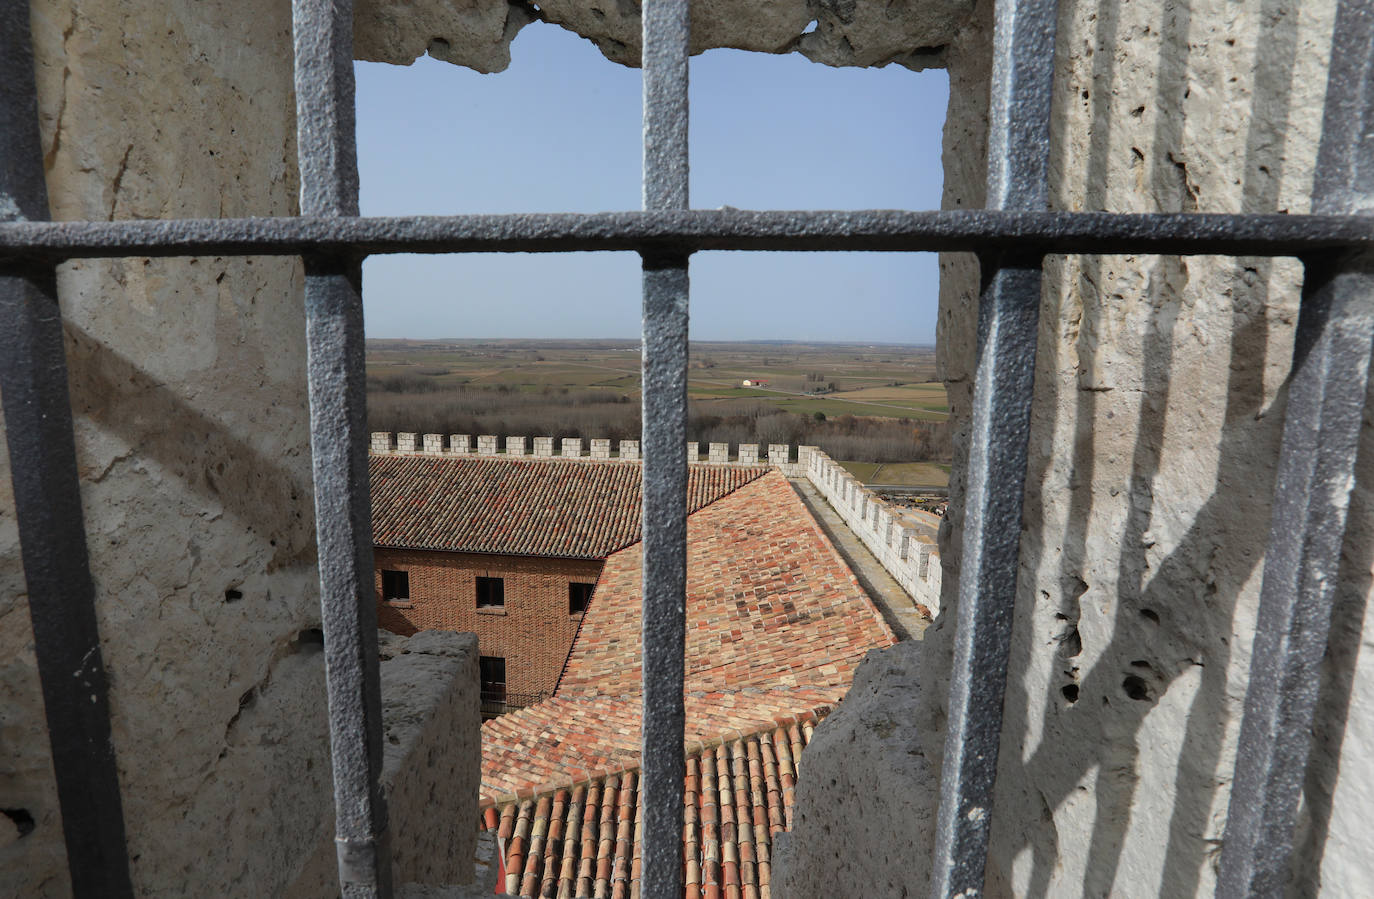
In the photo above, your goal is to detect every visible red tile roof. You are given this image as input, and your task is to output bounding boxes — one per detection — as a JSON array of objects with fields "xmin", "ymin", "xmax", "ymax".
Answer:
[
  {"xmin": 369, "ymin": 454, "xmax": 766, "ymax": 559},
  {"xmin": 557, "ymin": 472, "xmax": 895, "ymax": 700},
  {"xmin": 481, "ymin": 471, "xmax": 895, "ymax": 799},
  {"xmin": 481, "ymin": 715, "xmax": 820, "ymax": 899}
]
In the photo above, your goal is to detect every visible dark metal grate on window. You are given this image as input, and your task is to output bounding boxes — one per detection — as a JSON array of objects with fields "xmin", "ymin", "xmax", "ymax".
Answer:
[{"xmin": 0, "ymin": 1, "xmax": 1371, "ymax": 898}]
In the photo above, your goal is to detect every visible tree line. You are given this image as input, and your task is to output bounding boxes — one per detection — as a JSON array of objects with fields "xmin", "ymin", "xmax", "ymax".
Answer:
[{"xmin": 368, "ymin": 380, "xmax": 949, "ymax": 463}]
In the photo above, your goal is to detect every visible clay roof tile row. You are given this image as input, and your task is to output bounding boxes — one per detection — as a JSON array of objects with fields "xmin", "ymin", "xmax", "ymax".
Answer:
[
  {"xmin": 482, "ymin": 716, "xmax": 820, "ymax": 899},
  {"xmin": 370, "ymin": 454, "xmax": 766, "ymax": 559}
]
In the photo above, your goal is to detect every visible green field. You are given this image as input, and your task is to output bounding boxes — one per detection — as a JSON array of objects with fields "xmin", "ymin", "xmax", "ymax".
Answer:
[{"xmin": 838, "ymin": 461, "xmax": 950, "ymax": 487}]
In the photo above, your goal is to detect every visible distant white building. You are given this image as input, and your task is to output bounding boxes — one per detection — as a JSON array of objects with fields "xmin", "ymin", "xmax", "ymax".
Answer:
[{"xmin": 742, "ymin": 378, "xmax": 769, "ymax": 387}]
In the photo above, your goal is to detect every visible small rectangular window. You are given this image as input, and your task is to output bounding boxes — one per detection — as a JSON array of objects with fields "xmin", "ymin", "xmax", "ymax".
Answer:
[
  {"xmin": 476, "ymin": 576, "xmax": 505, "ymax": 609},
  {"xmin": 381, "ymin": 570, "xmax": 409, "ymax": 602},
  {"xmin": 569, "ymin": 582, "xmax": 595, "ymax": 615}
]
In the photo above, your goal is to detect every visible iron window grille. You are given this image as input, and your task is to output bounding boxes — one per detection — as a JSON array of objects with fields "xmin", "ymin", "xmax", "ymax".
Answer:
[{"xmin": 0, "ymin": 0, "xmax": 1371, "ymax": 897}]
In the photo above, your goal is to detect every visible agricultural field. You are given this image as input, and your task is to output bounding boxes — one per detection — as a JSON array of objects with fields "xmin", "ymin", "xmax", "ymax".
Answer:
[
  {"xmin": 365, "ymin": 339, "xmax": 950, "ymax": 466},
  {"xmin": 367, "ymin": 338, "xmax": 946, "ymax": 421},
  {"xmin": 837, "ymin": 461, "xmax": 950, "ymax": 488}
]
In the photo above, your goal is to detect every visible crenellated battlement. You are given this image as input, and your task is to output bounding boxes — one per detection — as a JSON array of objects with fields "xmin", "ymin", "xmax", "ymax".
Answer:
[
  {"xmin": 804, "ymin": 448, "xmax": 942, "ymax": 616},
  {"xmin": 369, "ymin": 431, "xmax": 814, "ymax": 473}
]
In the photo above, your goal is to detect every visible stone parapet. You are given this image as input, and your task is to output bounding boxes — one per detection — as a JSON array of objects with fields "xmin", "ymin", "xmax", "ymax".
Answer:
[
  {"xmin": 286, "ymin": 630, "xmax": 481, "ymax": 897},
  {"xmin": 367, "ymin": 433, "xmax": 831, "ymax": 473},
  {"xmin": 801, "ymin": 448, "xmax": 940, "ymax": 616}
]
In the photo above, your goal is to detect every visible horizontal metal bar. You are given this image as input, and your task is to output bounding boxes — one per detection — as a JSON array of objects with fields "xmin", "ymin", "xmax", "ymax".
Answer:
[{"xmin": 0, "ymin": 210, "xmax": 1369, "ymax": 262}]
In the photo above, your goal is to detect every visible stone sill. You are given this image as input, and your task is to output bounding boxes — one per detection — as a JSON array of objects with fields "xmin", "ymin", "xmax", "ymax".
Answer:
[{"xmin": 476, "ymin": 606, "xmax": 507, "ymax": 616}]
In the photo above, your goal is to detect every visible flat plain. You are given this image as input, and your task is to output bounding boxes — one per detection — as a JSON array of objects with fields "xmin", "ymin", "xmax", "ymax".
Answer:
[{"xmin": 367, "ymin": 338, "xmax": 947, "ymax": 422}]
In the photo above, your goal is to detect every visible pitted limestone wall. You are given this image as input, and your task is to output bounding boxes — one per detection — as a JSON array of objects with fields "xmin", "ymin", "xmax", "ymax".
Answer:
[
  {"xmin": 0, "ymin": 3, "xmax": 337, "ymax": 895},
  {"xmin": 777, "ymin": 1, "xmax": 1374, "ymax": 897},
  {"xmin": 803, "ymin": 450, "xmax": 942, "ymax": 616}
]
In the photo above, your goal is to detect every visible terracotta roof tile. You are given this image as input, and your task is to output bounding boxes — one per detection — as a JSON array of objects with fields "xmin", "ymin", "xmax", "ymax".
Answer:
[
  {"xmin": 370, "ymin": 454, "xmax": 766, "ymax": 559},
  {"xmin": 486, "ymin": 719, "xmax": 820, "ymax": 899},
  {"xmin": 478, "ymin": 470, "xmax": 893, "ymax": 896}
]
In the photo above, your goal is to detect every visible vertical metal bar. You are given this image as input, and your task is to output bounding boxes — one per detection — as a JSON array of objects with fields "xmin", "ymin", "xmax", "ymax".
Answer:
[
  {"xmin": 1217, "ymin": 1, "xmax": 1374, "ymax": 894},
  {"xmin": 930, "ymin": 1, "xmax": 1059, "ymax": 896},
  {"xmin": 640, "ymin": 1, "xmax": 691, "ymax": 896},
  {"xmin": 291, "ymin": 2, "xmax": 391, "ymax": 897},
  {"xmin": 0, "ymin": 8, "xmax": 135, "ymax": 897}
]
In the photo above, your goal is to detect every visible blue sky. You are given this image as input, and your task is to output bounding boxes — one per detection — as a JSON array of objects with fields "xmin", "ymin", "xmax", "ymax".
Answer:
[{"xmin": 355, "ymin": 22, "xmax": 947, "ymax": 343}]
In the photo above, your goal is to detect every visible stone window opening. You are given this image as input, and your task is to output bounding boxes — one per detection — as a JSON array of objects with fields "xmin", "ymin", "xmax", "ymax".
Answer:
[{"xmin": 3, "ymin": 0, "xmax": 1372, "ymax": 897}]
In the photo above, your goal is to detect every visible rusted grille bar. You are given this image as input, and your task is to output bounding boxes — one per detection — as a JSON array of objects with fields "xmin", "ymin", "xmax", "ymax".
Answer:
[
  {"xmin": 639, "ymin": 0, "xmax": 692, "ymax": 896},
  {"xmin": 929, "ymin": 0, "xmax": 1059, "ymax": 895},
  {"xmin": 291, "ymin": 0, "xmax": 393, "ymax": 896},
  {"xmin": 0, "ymin": 7, "xmax": 135, "ymax": 896},
  {"xmin": 1217, "ymin": 0, "xmax": 1374, "ymax": 893}
]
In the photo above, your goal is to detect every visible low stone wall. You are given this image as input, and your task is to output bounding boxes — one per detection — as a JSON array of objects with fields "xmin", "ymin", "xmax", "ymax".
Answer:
[
  {"xmin": 285, "ymin": 630, "xmax": 480, "ymax": 897},
  {"xmin": 801, "ymin": 449, "xmax": 942, "ymax": 616},
  {"xmin": 370, "ymin": 432, "xmax": 810, "ymax": 472}
]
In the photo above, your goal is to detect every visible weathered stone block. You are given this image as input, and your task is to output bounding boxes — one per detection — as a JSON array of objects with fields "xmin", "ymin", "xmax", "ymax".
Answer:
[
  {"xmin": 589, "ymin": 439, "xmax": 611, "ymax": 460},
  {"xmin": 371, "ymin": 432, "xmax": 393, "ymax": 453},
  {"xmin": 618, "ymin": 440, "xmax": 640, "ymax": 461},
  {"xmin": 533, "ymin": 437, "xmax": 554, "ymax": 458},
  {"xmin": 422, "ymin": 433, "xmax": 444, "ymax": 454},
  {"xmin": 476, "ymin": 435, "xmax": 498, "ymax": 456},
  {"xmin": 768, "ymin": 444, "xmax": 789, "ymax": 467},
  {"xmin": 561, "ymin": 437, "xmax": 582, "ymax": 458},
  {"xmin": 708, "ymin": 442, "xmax": 729, "ymax": 464},
  {"xmin": 505, "ymin": 436, "xmax": 526, "ymax": 456},
  {"xmin": 450, "ymin": 434, "xmax": 472, "ymax": 454},
  {"xmin": 397, "ymin": 432, "xmax": 419, "ymax": 452},
  {"xmin": 738, "ymin": 444, "xmax": 759, "ymax": 465}
]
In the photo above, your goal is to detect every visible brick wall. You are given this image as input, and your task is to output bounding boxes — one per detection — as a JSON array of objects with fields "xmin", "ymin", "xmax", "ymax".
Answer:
[{"xmin": 373, "ymin": 548, "xmax": 604, "ymax": 697}]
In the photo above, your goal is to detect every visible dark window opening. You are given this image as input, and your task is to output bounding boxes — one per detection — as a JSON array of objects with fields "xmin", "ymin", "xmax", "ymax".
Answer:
[
  {"xmin": 476, "ymin": 576, "xmax": 505, "ymax": 609},
  {"xmin": 479, "ymin": 656, "xmax": 506, "ymax": 707},
  {"xmin": 569, "ymin": 582, "xmax": 595, "ymax": 615},
  {"xmin": 381, "ymin": 569, "xmax": 409, "ymax": 602}
]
